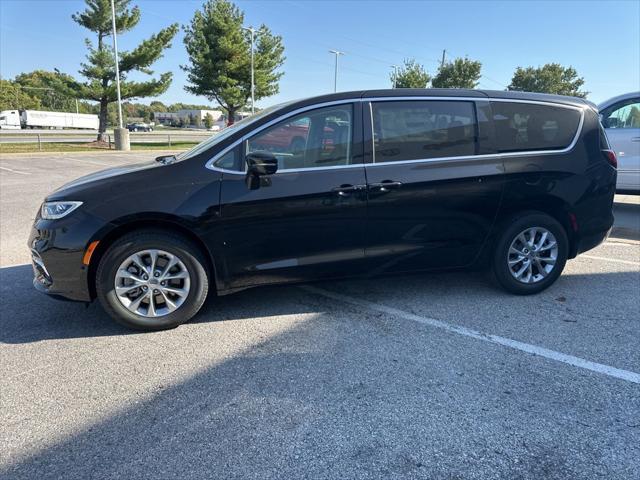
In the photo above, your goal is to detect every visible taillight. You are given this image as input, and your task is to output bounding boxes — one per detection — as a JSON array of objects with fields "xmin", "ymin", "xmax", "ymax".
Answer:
[{"xmin": 602, "ymin": 149, "xmax": 617, "ymax": 168}]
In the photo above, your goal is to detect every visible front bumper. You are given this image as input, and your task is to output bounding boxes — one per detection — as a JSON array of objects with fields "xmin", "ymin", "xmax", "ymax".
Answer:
[{"xmin": 29, "ymin": 211, "xmax": 108, "ymax": 302}]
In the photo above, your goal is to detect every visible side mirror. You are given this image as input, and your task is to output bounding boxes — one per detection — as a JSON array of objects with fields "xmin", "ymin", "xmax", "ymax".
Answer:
[{"xmin": 246, "ymin": 151, "xmax": 278, "ymax": 176}]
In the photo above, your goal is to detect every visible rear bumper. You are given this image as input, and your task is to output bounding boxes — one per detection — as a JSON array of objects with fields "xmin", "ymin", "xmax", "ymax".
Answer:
[{"xmin": 573, "ymin": 227, "xmax": 611, "ymax": 257}]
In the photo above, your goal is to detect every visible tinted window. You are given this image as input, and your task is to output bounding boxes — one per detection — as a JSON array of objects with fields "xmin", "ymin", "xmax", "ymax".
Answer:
[
  {"xmin": 601, "ymin": 98, "xmax": 640, "ymax": 129},
  {"xmin": 213, "ymin": 146, "xmax": 241, "ymax": 171},
  {"xmin": 372, "ymin": 101, "xmax": 477, "ymax": 162},
  {"xmin": 491, "ymin": 102, "xmax": 581, "ymax": 153},
  {"xmin": 247, "ymin": 105, "xmax": 353, "ymax": 170}
]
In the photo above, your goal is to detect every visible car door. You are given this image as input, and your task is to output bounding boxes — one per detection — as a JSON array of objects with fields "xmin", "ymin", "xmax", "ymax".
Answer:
[
  {"xmin": 216, "ymin": 102, "xmax": 368, "ymax": 289},
  {"xmin": 362, "ymin": 98, "xmax": 504, "ymax": 274},
  {"xmin": 601, "ymin": 97, "xmax": 640, "ymax": 191}
]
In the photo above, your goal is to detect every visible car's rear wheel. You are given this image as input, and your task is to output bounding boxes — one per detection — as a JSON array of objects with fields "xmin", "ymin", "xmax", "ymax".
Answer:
[
  {"xmin": 492, "ymin": 212, "xmax": 568, "ymax": 295},
  {"xmin": 96, "ymin": 230, "xmax": 209, "ymax": 330}
]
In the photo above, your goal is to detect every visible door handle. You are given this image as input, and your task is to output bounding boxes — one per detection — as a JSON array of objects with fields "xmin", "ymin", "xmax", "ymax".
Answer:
[
  {"xmin": 631, "ymin": 137, "xmax": 640, "ymax": 142},
  {"xmin": 369, "ymin": 181, "xmax": 403, "ymax": 192},
  {"xmin": 331, "ymin": 184, "xmax": 366, "ymax": 196}
]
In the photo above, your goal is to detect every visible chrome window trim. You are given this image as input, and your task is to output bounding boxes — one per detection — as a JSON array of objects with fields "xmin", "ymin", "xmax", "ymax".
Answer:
[
  {"xmin": 206, "ymin": 99, "xmax": 360, "ymax": 174},
  {"xmin": 368, "ymin": 97, "xmax": 585, "ymax": 166},
  {"xmin": 205, "ymin": 96, "xmax": 587, "ymax": 174}
]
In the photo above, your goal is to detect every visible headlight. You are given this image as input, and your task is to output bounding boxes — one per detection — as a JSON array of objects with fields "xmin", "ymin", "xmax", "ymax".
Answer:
[{"xmin": 40, "ymin": 201, "xmax": 83, "ymax": 220}]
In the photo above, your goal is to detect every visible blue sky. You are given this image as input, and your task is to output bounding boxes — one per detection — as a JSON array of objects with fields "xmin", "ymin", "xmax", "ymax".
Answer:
[{"xmin": 1, "ymin": 0, "xmax": 638, "ymax": 108}]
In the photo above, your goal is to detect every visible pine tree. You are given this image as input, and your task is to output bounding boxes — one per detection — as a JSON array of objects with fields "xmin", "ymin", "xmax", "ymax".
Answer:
[
  {"xmin": 69, "ymin": 0, "xmax": 178, "ymax": 140},
  {"xmin": 182, "ymin": 0, "xmax": 285, "ymax": 125}
]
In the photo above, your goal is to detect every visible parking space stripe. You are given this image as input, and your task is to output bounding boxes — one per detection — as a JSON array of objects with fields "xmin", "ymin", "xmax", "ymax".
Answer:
[
  {"xmin": 0, "ymin": 166, "xmax": 31, "ymax": 175},
  {"xmin": 580, "ymin": 254, "xmax": 640, "ymax": 266},
  {"xmin": 302, "ymin": 285, "xmax": 640, "ymax": 384}
]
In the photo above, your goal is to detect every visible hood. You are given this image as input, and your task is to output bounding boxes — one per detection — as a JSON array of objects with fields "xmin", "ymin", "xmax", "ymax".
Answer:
[{"xmin": 53, "ymin": 160, "xmax": 160, "ymax": 193}]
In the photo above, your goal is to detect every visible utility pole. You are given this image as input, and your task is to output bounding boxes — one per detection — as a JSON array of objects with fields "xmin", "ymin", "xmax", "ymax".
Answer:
[
  {"xmin": 440, "ymin": 49, "xmax": 446, "ymax": 69},
  {"xmin": 391, "ymin": 65, "xmax": 399, "ymax": 88},
  {"xmin": 243, "ymin": 26, "xmax": 258, "ymax": 115},
  {"xmin": 110, "ymin": 0, "xmax": 129, "ymax": 149},
  {"xmin": 75, "ymin": 99, "xmax": 79, "ymax": 114},
  {"xmin": 329, "ymin": 50, "xmax": 344, "ymax": 93}
]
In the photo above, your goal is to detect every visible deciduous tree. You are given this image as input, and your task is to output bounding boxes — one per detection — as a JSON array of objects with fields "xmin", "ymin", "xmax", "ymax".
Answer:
[
  {"xmin": 431, "ymin": 57, "xmax": 482, "ymax": 89},
  {"xmin": 14, "ymin": 70, "xmax": 92, "ymax": 112},
  {"xmin": 391, "ymin": 59, "xmax": 431, "ymax": 88},
  {"xmin": 0, "ymin": 80, "xmax": 42, "ymax": 111},
  {"xmin": 507, "ymin": 63, "xmax": 587, "ymax": 98}
]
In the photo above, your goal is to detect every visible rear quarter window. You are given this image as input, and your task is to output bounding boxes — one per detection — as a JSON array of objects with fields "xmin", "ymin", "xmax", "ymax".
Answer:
[{"xmin": 491, "ymin": 102, "xmax": 582, "ymax": 153}]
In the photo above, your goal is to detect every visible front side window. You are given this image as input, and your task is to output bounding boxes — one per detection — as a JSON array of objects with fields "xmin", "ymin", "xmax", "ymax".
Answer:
[
  {"xmin": 247, "ymin": 104, "xmax": 353, "ymax": 170},
  {"xmin": 491, "ymin": 102, "xmax": 582, "ymax": 153},
  {"xmin": 371, "ymin": 101, "xmax": 477, "ymax": 163},
  {"xmin": 601, "ymin": 99, "xmax": 640, "ymax": 129},
  {"xmin": 213, "ymin": 146, "xmax": 241, "ymax": 171}
]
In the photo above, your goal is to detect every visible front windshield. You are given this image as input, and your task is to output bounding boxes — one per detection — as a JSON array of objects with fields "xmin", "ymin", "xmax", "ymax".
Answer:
[{"xmin": 176, "ymin": 100, "xmax": 296, "ymax": 161}]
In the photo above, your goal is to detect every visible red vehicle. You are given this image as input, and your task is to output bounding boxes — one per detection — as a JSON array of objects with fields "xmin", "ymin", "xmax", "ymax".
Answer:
[{"xmin": 251, "ymin": 118, "xmax": 310, "ymax": 153}]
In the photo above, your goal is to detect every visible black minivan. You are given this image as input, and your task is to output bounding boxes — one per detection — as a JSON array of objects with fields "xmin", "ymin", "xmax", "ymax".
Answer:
[{"xmin": 30, "ymin": 89, "xmax": 617, "ymax": 330}]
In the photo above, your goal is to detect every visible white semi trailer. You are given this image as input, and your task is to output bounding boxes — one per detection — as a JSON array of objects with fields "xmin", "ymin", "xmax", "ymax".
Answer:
[{"xmin": 0, "ymin": 110, "xmax": 99, "ymax": 130}]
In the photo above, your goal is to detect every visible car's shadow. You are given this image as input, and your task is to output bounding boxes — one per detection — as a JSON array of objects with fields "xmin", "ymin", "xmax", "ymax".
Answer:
[
  {"xmin": 0, "ymin": 264, "xmax": 317, "ymax": 344},
  {"xmin": 3, "ymin": 256, "xmax": 639, "ymax": 345}
]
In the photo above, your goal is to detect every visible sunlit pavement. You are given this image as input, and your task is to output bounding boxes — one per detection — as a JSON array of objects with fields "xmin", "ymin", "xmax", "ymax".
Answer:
[{"xmin": 1, "ymin": 153, "xmax": 639, "ymax": 479}]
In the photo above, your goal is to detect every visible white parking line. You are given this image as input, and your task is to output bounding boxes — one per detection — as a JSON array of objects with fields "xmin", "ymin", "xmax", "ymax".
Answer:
[
  {"xmin": 580, "ymin": 254, "xmax": 640, "ymax": 266},
  {"xmin": 302, "ymin": 285, "xmax": 640, "ymax": 384},
  {"xmin": 0, "ymin": 166, "xmax": 31, "ymax": 175}
]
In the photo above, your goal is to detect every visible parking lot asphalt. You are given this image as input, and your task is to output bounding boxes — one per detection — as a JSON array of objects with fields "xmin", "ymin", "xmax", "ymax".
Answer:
[{"xmin": 1, "ymin": 152, "xmax": 639, "ymax": 479}]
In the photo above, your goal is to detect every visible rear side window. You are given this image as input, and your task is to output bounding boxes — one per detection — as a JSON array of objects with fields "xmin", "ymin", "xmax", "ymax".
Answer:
[
  {"xmin": 371, "ymin": 101, "xmax": 477, "ymax": 162},
  {"xmin": 491, "ymin": 102, "xmax": 581, "ymax": 153}
]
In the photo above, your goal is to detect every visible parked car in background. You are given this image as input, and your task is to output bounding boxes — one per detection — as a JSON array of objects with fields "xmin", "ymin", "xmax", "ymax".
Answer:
[
  {"xmin": 30, "ymin": 89, "xmax": 616, "ymax": 331},
  {"xmin": 599, "ymin": 92, "xmax": 640, "ymax": 193},
  {"xmin": 126, "ymin": 122, "xmax": 153, "ymax": 132}
]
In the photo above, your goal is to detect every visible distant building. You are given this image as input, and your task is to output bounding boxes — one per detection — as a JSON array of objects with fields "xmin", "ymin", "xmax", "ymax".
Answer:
[
  {"xmin": 153, "ymin": 109, "xmax": 224, "ymax": 127},
  {"xmin": 153, "ymin": 109, "xmax": 252, "ymax": 128}
]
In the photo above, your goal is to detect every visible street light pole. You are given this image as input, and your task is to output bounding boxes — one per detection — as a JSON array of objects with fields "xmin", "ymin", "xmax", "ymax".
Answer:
[
  {"xmin": 243, "ymin": 26, "xmax": 257, "ymax": 115},
  {"xmin": 391, "ymin": 65, "xmax": 399, "ymax": 88},
  {"xmin": 329, "ymin": 50, "xmax": 344, "ymax": 93},
  {"xmin": 110, "ymin": 0, "xmax": 129, "ymax": 150},
  {"xmin": 110, "ymin": 0, "xmax": 123, "ymax": 129}
]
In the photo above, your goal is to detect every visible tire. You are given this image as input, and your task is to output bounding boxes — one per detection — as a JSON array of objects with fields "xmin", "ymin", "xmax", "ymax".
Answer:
[
  {"xmin": 96, "ymin": 230, "xmax": 209, "ymax": 331},
  {"xmin": 492, "ymin": 212, "xmax": 568, "ymax": 295}
]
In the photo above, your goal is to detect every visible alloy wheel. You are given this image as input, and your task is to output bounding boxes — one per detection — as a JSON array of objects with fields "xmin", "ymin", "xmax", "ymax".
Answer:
[
  {"xmin": 114, "ymin": 249, "xmax": 191, "ymax": 317},
  {"xmin": 507, "ymin": 227, "xmax": 558, "ymax": 284}
]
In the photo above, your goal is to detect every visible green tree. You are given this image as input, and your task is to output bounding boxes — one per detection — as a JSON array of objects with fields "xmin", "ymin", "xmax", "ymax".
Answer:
[
  {"xmin": 507, "ymin": 63, "xmax": 587, "ymax": 98},
  {"xmin": 182, "ymin": 0, "xmax": 285, "ymax": 125},
  {"xmin": 203, "ymin": 112, "xmax": 214, "ymax": 129},
  {"xmin": 0, "ymin": 80, "xmax": 42, "ymax": 111},
  {"xmin": 431, "ymin": 57, "xmax": 482, "ymax": 89},
  {"xmin": 69, "ymin": 0, "xmax": 179, "ymax": 140},
  {"xmin": 391, "ymin": 58, "xmax": 431, "ymax": 88},
  {"xmin": 14, "ymin": 70, "xmax": 91, "ymax": 112}
]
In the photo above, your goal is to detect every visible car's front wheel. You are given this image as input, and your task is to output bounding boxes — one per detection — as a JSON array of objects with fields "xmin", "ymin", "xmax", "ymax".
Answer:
[
  {"xmin": 492, "ymin": 212, "xmax": 569, "ymax": 295},
  {"xmin": 96, "ymin": 230, "xmax": 209, "ymax": 330}
]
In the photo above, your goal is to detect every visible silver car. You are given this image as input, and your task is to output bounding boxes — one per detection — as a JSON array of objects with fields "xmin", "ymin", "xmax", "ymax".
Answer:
[{"xmin": 599, "ymin": 92, "xmax": 640, "ymax": 193}]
